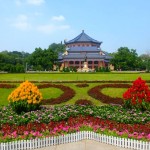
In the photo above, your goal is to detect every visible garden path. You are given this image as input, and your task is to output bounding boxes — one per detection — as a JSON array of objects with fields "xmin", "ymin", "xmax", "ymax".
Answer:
[{"xmin": 33, "ymin": 140, "xmax": 130, "ymax": 150}]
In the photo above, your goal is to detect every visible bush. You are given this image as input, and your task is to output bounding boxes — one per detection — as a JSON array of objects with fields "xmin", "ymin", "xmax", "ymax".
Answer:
[
  {"xmin": 123, "ymin": 77, "xmax": 150, "ymax": 111},
  {"xmin": 8, "ymin": 80, "xmax": 42, "ymax": 113}
]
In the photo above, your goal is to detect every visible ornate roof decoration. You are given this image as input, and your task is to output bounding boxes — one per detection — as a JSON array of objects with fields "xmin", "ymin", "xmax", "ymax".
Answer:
[{"xmin": 64, "ymin": 30, "xmax": 102, "ymax": 45}]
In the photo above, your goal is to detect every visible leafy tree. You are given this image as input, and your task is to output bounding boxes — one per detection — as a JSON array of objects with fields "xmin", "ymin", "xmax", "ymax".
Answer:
[
  {"xmin": 110, "ymin": 47, "xmax": 140, "ymax": 71},
  {"xmin": 28, "ymin": 43, "xmax": 62, "ymax": 71},
  {"xmin": 140, "ymin": 52, "xmax": 150, "ymax": 72},
  {"xmin": 0, "ymin": 50, "xmax": 29, "ymax": 73}
]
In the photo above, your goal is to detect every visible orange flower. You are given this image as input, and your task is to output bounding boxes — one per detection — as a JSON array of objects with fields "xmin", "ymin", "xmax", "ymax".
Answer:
[{"xmin": 8, "ymin": 80, "xmax": 42, "ymax": 104}]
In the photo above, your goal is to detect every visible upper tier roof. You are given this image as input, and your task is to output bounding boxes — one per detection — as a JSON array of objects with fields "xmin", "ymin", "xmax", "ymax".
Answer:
[{"xmin": 65, "ymin": 30, "xmax": 102, "ymax": 45}]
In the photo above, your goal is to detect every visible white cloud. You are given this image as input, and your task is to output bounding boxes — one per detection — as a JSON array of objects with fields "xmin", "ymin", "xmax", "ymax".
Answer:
[
  {"xmin": 12, "ymin": 14, "xmax": 31, "ymax": 30},
  {"xmin": 15, "ymin": 0, "xmax": 22, "ymax": 6},
  {"xmin": 51, "ymin": 15, "xmax": 65, "ymax": 21},
  {"xmin": 37, "ymin": 24, "xmax": 70, "ymax": 34},
  {"xmin": 27, "ymin": 0, "xmax": 45, "ymax": 5}
]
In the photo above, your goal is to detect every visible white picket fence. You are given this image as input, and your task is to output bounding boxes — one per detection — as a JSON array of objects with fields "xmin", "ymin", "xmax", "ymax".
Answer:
[{"xmin": 0, "ymin": 131, "xmax": 149, "ymax": 150}]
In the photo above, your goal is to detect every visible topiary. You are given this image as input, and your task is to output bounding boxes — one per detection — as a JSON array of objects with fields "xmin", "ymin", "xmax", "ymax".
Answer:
[
  {"xmin": 8, "ymin": 80, "xmax": 43, "ymax": 114},
  {"xmin": 123, "ymin": 77, "xmax": 150, "ymax": 111}
]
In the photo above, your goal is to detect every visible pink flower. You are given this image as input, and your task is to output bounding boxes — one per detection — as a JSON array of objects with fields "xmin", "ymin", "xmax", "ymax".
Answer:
[
  {"xmin": 147, "ymin": 134, "xmax": 150, "ymax": 139},
  {"xmin": 24, "ymin": 131, "xmax": 29, "ymax": 136},
  {"xmin": 54, "ymin": 127, "xmax": 58, "ymax": 131},
  {"xmin": 12, "ymin": 131, "xmax": 17, "ymax": 138},
  {"xmin": 137, "ymin": 135, "xmax": 143, "ymax": 139}
]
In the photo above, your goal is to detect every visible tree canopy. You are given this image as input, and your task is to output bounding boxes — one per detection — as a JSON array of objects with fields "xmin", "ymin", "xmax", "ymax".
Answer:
[{"xmin": 110, "ymin": 47, "xmax": 144, "ymax": 71}]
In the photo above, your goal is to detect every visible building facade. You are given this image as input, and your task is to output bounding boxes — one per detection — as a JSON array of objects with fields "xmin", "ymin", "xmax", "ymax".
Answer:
[{"xmin": 58, "ymin": 30, "xmax": 112, "ymax": 71}]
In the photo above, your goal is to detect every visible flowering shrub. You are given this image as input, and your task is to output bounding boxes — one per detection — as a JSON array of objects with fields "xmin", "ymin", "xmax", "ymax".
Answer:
[
  {"xmin": 123, "ymin": 77, "xmax": 150, "ymax": 110},
  {"xmin": 8, "ymin": 80, "xmax": 42, "ymax": 113}
]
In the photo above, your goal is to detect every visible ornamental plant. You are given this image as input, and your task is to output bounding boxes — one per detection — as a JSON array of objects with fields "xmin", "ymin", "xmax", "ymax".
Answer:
[
  {"xmin": 123, "ymin": 77, "xmax": 150, "ymax": 110},
  {"xmin": 8, "ymin": 80, "xmax": 43, "ymax": 114}
]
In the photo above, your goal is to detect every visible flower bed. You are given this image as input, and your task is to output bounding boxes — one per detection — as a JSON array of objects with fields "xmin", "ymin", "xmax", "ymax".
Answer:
[
  {"xmin": 1, "ymin": 132, "xmax": 150, "ymax": 150},
  {"xmin": 88, "ymin": 84, "xmax": 131, "ymax": 105},
  {"xmin": 37, "ymin": 84, "xmax": 75, "ymax": 105},
  {"xmin": 0, "ymin": 105, "xmax": 150, "ymax": 143}
]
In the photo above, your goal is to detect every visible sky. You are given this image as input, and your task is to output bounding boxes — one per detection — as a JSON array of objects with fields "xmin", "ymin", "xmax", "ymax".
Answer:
[{"xmin": 0, "ymin": 0, "xmax": 150, "ymax": 55}]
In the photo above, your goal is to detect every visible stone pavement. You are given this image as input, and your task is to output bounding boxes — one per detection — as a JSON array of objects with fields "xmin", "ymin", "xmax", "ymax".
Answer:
[{"xmin": 33, "ymin": 140, "xmax": 130, "ymax": 150}]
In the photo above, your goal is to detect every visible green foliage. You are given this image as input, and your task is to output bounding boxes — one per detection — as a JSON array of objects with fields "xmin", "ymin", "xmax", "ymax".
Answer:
[
  {"xmin": 10, "ymin": 100, "xmax": 40, "ymax": 114},
  {"xmin": 1, "ymin": 105, "xmax": 150, "ymax": 125},
  {"xmin": 110, "ymin": 47, "xmax": 141, "ymax": 71},
  {"xmin": 140, "ymin": 53, "xmax": 150, "ymax": 72},
  {"xmin": 28, "ymin": 43, "xmax": 64, "ymax": 71},
  {"xmin": 0, "ymin": 51, "xmax": 29, "ymax": 73},
  {"xmin": 95, "ymin": 67, "xmax": 110, "ymax": 72},
  {"xmin": 62, "ymin": 67, "xmax": 77, "ymax": 72}
]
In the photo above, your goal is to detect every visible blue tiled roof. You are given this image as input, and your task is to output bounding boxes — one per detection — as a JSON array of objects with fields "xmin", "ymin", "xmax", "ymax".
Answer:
[
  {"xmin": 62, "ymin": 53, "xmax": 110, "ymax": 59},
  {"xmin": 65, "ymin": 30, "xmax": 102, "ymax": 44},
  {"xmin": 68, "ymin": 46, "xmax": 99, "ymax": 52}
]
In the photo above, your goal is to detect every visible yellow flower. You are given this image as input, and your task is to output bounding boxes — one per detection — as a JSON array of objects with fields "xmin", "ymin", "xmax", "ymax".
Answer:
[
  {"xmin": 8, "ymin": 80, "xmax": 42, "ymax": 104},
  {"xmin": 27, "ymin": 99, "xmax": 32, "ymax": 104}
]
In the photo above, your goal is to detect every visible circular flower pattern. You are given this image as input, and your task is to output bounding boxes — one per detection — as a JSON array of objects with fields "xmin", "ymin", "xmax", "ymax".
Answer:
[
  {"xmin": 88, "ymin": 84, "xmax": 131, "ymax": 105},
  {"xmin": 37, "ymin": 84, "xmax": 75, "ymax": 105}
]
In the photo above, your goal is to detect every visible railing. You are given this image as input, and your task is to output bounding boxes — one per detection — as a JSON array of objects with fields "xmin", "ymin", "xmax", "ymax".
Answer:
[{"xmin": 0, "ymin": 131, "xmax": 149, "ymax": 150}]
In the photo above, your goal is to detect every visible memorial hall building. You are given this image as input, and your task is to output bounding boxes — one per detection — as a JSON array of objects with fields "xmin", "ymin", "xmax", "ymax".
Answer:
[{"xmin": 58, "ymin": 30, "xmax": 112, "ymax": 71}]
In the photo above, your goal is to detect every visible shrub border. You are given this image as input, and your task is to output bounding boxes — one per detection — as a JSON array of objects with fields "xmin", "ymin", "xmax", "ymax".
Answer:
[{"xmin": 0, "ymin": 80, "xmax": 150, "ymax": 83}]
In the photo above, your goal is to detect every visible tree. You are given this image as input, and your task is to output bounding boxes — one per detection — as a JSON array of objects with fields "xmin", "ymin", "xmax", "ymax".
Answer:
[
  {"xmin": 28, "ymin": 43, "xmax": 62, "ymax": 71},
  {"xmin": 110, "ymin": 47, "xmax": 140, "ymax": 71},
  {"xmin": 0, "ymin": 50, "xmax": 29, "ymax": 73},
  {"xmin": 140, "ymin": 52, "xmax": 150, "ymax": 72}
]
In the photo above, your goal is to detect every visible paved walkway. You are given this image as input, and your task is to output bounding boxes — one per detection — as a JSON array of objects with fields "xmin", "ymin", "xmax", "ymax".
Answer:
[{"xmin": 33, "ymin": 140, "xmax": 130, "ymax": 150}]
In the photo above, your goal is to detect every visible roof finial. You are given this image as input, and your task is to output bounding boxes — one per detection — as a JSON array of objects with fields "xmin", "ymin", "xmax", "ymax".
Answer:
[{"xmin": 82, "ymin": 30, "xmax": 84, "ymax": 33}]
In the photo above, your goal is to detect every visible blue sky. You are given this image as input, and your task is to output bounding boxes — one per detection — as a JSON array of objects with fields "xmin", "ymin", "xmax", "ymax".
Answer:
[{"xmin": 0, "ymin": 0, "xmax": 150, "ymax": 55}]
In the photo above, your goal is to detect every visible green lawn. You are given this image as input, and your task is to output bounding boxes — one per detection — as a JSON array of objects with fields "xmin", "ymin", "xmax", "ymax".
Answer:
[
  {"xmin": 0, "ymin": 73, "xmax": 150, "ymax": 106},
  {"xmin": 0, "ymin": 72, "xmax": 150, "ymax": 81},
  {"xmin": 101, "ymin": 88, "xmax": 128, "ymax": 98}
]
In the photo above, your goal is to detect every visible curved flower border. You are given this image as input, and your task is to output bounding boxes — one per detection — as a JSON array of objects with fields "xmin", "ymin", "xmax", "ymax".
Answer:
[
  {"xmin": 88, "ymin": 84, "xmax": 131, "ymax": 105},
  {"xmin": 0, "ymin": 84, "xmax": 16, "ymax": 89},
  {"xmin": 37, "ymin": 84, "xmax": 75, "ymax": 105}
]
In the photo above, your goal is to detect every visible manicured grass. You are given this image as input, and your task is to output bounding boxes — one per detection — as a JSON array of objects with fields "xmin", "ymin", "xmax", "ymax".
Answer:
[
  {"xmin": 40, "ymin": 88, "xmax": 64, "ymax": 100},
  {"xmin": 60, "ymin": 83, "xmax": 103, "ymax": 106},
  {"xmin": 0, "ymin": 73, "xmax": 150, "ymax": 81},
  {"xmin": 0, "ymin": 83, "xmax": 104, "ymax": 106},
  {"xmin": 0, "ymin": 88, "xmax": 14, "ymax": 106},
  {"xmin": 0, "ymin": 73, "xmax": 150, "ymax": 106},
  {"xmin": 101, "ymin": 88, "xmax": 128, "ymax": 98}
]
